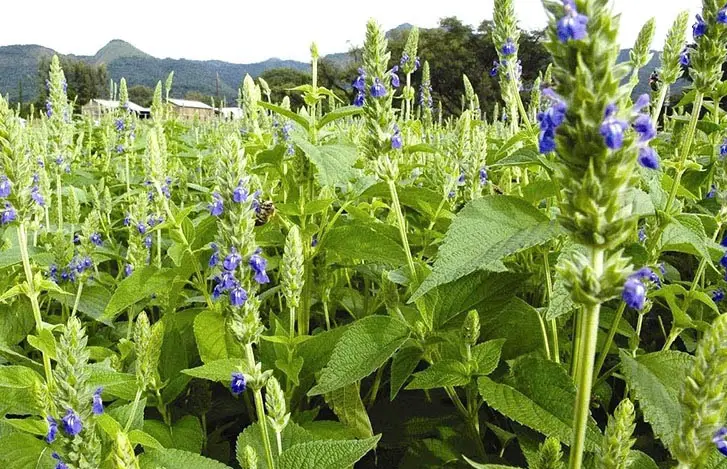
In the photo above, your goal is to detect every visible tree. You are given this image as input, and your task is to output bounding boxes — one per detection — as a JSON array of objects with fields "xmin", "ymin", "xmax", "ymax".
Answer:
[
  {"xmin": 259, "ymin": 68, "xmax": 312, "ymax": 110},
  {"xmin": 128, "ymin": 85, "xmax": 154, "ymax": 107},
  {"xmin": 36, "ymin": 57, "xmax": 108, "ymax": 114}
]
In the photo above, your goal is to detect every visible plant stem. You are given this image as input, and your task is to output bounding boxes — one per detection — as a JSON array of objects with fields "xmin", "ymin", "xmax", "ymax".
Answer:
[
  {"xmin": 124, "ymin": 388, "xmax": 143, "ymax": 432},
  {"xmin": 543, "ymin": 252, "xmax": 559, "ymax": 362},
  {"xmin": 569, "ymin": 247, "xmax": 604, "ymax": 469},
  {"xmin": 651, "ymin": 84, "xmax": 669, "ymax": 127},
  {"xmin": 17, "ymin": 223, "xmax": 54, "ymax": 389},
  {"xmin": 387, "ymin": 179, "xmax": 416, "ymax": 279},
  {"xmin": 537, "ymin": 312, "xmax": 551, "ymax": 360},
  {"xmin": 55, "ymin": 173, "xmax": 63, "ymax": 234},
  {"xmin": 594, "ymin": 302, "xmax": 626, "ymax": 378},
  {"xmin": 71, "ymin": 281, "xmax": 83, "ymax": 317},
  {"xmin": 245, "ymin": 344, "xmax": 276, "ymax": 469}
]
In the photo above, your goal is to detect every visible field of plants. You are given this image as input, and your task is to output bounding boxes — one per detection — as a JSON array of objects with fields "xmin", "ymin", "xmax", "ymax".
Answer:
[{"xmin": 1, "ymin": 0, "xmax": 727, "ymax": 468}]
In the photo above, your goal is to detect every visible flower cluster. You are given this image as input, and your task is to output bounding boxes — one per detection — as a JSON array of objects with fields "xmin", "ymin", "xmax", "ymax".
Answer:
[
  {"xmin": 556, "ymin": 0, "xmax": 589, "ymax": 43},
  {"xmin": 210, "ymin": 245, "xmax": 270, "ymax": 307},
  {"xmin": 714, "ymin": 427, "xmax": 727, "ymax": 456},
  {"xmin": 537, "ymin": 89, "xmax": 567, "ymax": 153},
  {"xmin": 400, "ymin": 53, "xmax": 420, "ymax": 72},
  {"xmin": 231, "ymin": 371, "xmax": 247, "ymax": 395},
  {"xmin": 622, "ymin": 267, "xmax": 661, "ymax": 310},
  {"xmin": 49, "ymin": 255, "xmax": 93, "ymax": 284},
  {"xmin": 391, "ymin": 125, "xmax": 402, "ymax": 150},
  {"xmin": 599, "ymin": 95, "xmax": 660, "ymax": 169},
  {"xmin": 352, "ymin": 67, "xmax": 391, "ymax": 107}
]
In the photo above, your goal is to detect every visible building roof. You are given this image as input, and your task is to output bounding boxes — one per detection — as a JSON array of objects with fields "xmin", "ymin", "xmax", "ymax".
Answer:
[
  {"xmin": 88, "ymin": 99, "xmax": 150, "ymax": 113},
  {"xmin": 168, "ymin": 98, "xmax": 213, "ymax": 110}
]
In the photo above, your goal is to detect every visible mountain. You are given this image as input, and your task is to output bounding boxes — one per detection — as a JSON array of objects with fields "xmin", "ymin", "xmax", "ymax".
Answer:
[{"xmin": 0, "ymin": 40, "xmax": 312, "ymax": 103}]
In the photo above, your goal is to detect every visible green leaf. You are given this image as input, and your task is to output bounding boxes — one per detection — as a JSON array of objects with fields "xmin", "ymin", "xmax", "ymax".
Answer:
[
  {"xmin": 406, "ymin": 360, "xmax": 469, "ymax": 390},
  {"xmin": 630, "ymin": 450, "xmax": 659, "ymax": 469},
  {"xmin": 140, "ymin": 448, "xmax": 232, "ymax": 469},
  {"xmin": 545, "ymin": 276, "xmax": 576, "ymax": 321},
  {"xmin": 277, "ymin": 435, "xmax": 381, "ymax": 469},
  {"xmin": 317, "ymin": 105, "xmax": 362, "ymax": 129},
  {"xmin": 295, "ymin": 140, "xmax": 359, "ymax": 187},
  {"xmin": 472, "ymin": 339, "xmax": 505, "ymax": 376},
  {"xmin": 96, "ymin": 413, "xmax": 123, "ymax": 438},
  {"xmin": 0, "ymin": 365, "xmax": 43, "ymax": 389},
  {"xmin": 660, "ymin": 214, "xmax": 719, "ymax": 270},
  {"xmin": 463, "ymin": 456, "xmax": 523, "ymax": 469},
  {"xmin": 0, "ymin": 432, "xmax": 55, "ymax": 468},
  {"xmin": 308, "ymin": 315, "xmax": 410, "ymax": 396},
  {"xmin": 49, "ymin": 285, "xmax": 111, "ymax": 324},
  {"xmin": 477, "ymin": 358, "xmax": 601, "ymax": 451},
  {"xmin": 479, "ymin": 298, "xmax": 546, "ymax": 360},
  {"xmin": 323, "ymin": 222, "xmax": 406, "ymax": 266},
  {"xmin": 258, "ymin": 101, "xmax": 310, "ymax": 131},
  {"xmin": 619, "ymin": 350, "xmax": 693, "ymax": 452},
  {"xmin": 403, "ymin": 143, "xmax": 438, "ymax": 155},
  {"xmin": 109, "ymin": 398, "xmax": 147, "ymax": 432},
  {"xmin": 236, "ymin": 421, "xmax": 313, "ymax": 469},
  {"xmin": 490, "ymin": 145, "xmax": 545, "ymax": 168},
  {"xmin": 181, "ymin": 358, "xmax": 250, "ymax": 383},
  {"xmin": 102, "ymin": 266, "xmax": 177, "ymax": 321},
  {"xmin": 325, "ymin": 383, "xmax": 374, "ymax": 439},
  {"xmin": 194, "ymin": 310, "xmax": 242, "ymax": 363},
  {"xmin": 26, "ymin": 328, "xmax": 56, "ymax": 360},
  {"xmin": 4, "ymin": 417, "xmax": 46, "ymax": 435},
  {"xmin": 412, "ymin": 196, "xmax": 564, "ymax": 300},
  {"xmin": 144, "ymin": 415, "xmax": 205, "ymax": 453},
  {"xmin": 390, "ymin": 344, "xmax": 423, "ymax": 400},
  {"xmin": 129, "ymin": 429, "xmax": 165, "ymax": 451}
]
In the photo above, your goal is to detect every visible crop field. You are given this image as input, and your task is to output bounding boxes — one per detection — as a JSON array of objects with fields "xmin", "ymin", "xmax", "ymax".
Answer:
[{"xmin": 0, "ymin": 0, "xmax": 726, "ymax": 468}]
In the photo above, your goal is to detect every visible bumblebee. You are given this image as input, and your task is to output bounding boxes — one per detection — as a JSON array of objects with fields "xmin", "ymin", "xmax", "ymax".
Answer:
[{"xmin": 255, "ymin": 201, "xmax": 276, "ymax": 226}]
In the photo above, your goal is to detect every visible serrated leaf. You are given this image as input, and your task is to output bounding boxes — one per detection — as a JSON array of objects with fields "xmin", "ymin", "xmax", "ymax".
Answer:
[
  {"xmin": 412, "ymin": 196, "xmax": 564, "ymax": 300},
  {"xmin": 660, "ymin": 214, "xmax": 718, "ymax": 270},
  {"xmin": 139, "ymin": 448, "xmax": 232, "ymax": 469},
  {"xmin": 101, "ymin": 266, "xmax": 177, "ymax": 321},
  {"xmin": 236, "ymin": 421, "xmax": 313, "ymax": 469},
  {"xmin": 463, "ymin": 456, "xmax": 523, "ymax": 469},
  {"xmin": 406, "ymin": 360, "xmax": 469, "ymax": 390},
  {"xmin": 317, "ymin": 105, "xmax": 362, "ymax": 129},
  {"xmin": 390, "ymin": 344, "xmax": 423, "ymax": 400},
  {"xmin": 144, "ymin": 415, "xmax": 204, "ymax": 453},
  {"xmin": 49, "ymin": 285, "xmax": 112, "ymax": 325},
  {"xmin": 258, "ymin": 101, "xmax": 310, "ymax": 130},
  {"xmin": 277, "ymin": 435, "xmax": 381, "ymax": 469},
  {"xmin": 0, "ymin": 432, "xmax": 55, "ymax": 468},
  {"xmin": 325, "ymin": 383, "xmax": 373, "ymax": 439},
  {"xmin": 182, "ymin": 358, "xmax": 251, "ymax": 384},
  {"xmin": 308, "ymin": 315, "xmax": 410, "ymax": 396},
  {"xmin": 0, "ymin": 365, "xmax": 43, "ymax": 389},
  {"xmin": 194, "ymin": 310, "xmax": 243, "ymax": 363},
  {"xmin": 296, "ymin": 140, "xmax": 359, "ymax": 187},
  {"xmin": 479, "ymin": 298, "xmax": 546, "ymax": 360},
  {"xmin": 109, "ymin": 398, "xmax": 147, "ymax": 432},
  {"xmin": 129, "ymin": 429, "xmax": 165, "ymax": 450},
  {"xmin": 472, "ymin": 339, "xmax": 505, "ymax": 376},
  {"xmin": 4, "ymin": 417, "xmax": 46, "ymax": 435},
  {"xmin": 546, "ymin": 276, "xmax": 576, "ymax": 321},
  {"xmin": 619, "ymin": 350, "xmax": 693, "ymax": 452},
  {"xmin": 323, "ymin": 222, "xmax": 406, "ymax": 266}
]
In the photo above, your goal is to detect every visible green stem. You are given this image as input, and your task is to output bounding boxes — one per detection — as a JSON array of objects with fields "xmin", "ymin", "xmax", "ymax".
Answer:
[
  {"xmin": 71, "ymin": 281, "xmax": 83, "ymax": 317},
  {"xmin": 387, "ymin": 179, "xmax": 416, "ymax": 279},
  {"xmin": 569, "ymin": 247, "xmax": 604, "ymax": 469},
  {"xmin": 245, "ymin": 344, "xmax": 276, "ymax": 469},
  {"xmin": 124, "ymin": 388, "xmax": 143, "ymax": 432},
  {"xmin": 55, "ymin": 173, "xmax": 63, "ymax": 234},
  {"xmin": 651, "ymin": 84, "xmax": 669, "ymax": 127},
  {"xmin": 367, "ymin": 369, "xmax": 383, "ymax": 408},
  {"xmin": 543, "ymin": 252, "xmax": 558, "ymax": 362},
  {"xmin": 594, "ymin": 302, "xmax": 626, "ymax": 378},
  {"xmin": 17, "ymin": 224, "xmax": 54, "ymax": 389},
  {"xmin": 632, "ymin": 312, "xmax": 645, "ymax": 357},
  {"xmin": 125, "ymin": 153, "xmax": 131, "ymax": 196},
  {"xmin": 537, "ymin": 312, "xmax": 551, "ymax": 360}
]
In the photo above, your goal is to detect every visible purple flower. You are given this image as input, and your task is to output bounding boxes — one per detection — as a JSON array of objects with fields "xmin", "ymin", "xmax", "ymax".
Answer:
[
  {"xmin": 638, "ymin": 146, "xmax": 660, "ymax": 170},
  {"xmin": 115, "ymin": 119, "xmax": 125, "ymax": 132},
  {"xmin": 46, "ymin": 101, "xmax": 53, "ymax": 118},
  {"xmin": 391, "ymin": 125, "xmax": 402, "ymax": 150},
  {"xmin": 479, "ymin": 168, "xmax": 488, "ymax": 185},
  {"xmin": 1, "ymin": 203, "xmax": 16, "ymax": 225},
  {"xmin": 230, "ymin": 285, "xmax": 248, "ymax": 307},
  {"xmin": 311, "ymin": 234, "xmax": 318, "ymax": 247},
  {"xmin": 52, "ymin": 453, "xmax": 68, "ymax": 469},
  {"xmin": 116, "ymin": 144, "xmax": 124, "ymax": 154},
  {"xmin": 352, "ymin": 68, "xmax": 366, "ymax": 92},
  {"xmin": 456, "ymin": 172, "xmax": 466, "ymax": 186},
  {"xmin": 557, "ymin": 0, "xmax": 589, "ymax": 43},
  {"xmin": 353, "ymin": 91, "xmax": 365, "ymax": 107},
  {"xmin": 638, "ymin": 227, "xmax": 647, "ymax": 242},
  {"xmin": 622, "ymin": 276, "xmax": 647, "ymax": 310},
  {"xmin": 136, "ymin": 222, "xmax": 147, "ymax": 235},
  {"xmin": 92, "ymin": 387, "xmax": 104, "ymax": 415},
  {"xmin": 490, "ymin": 61, "xmax": 500, "ymax": 77},
  {"xmin": 144, "ymin": 235, "xmax": 152, "ymax": 249},
  {"xmin": 693, "ymin": 14, "xmax": 707, "ymax": 39},
  {"xmin": 124, "ymin": 264, "xmax": 134, "ymax": 277},
  {"xmin": 390, "ymin": 66, "xmax": 400, "ymax": 88},
  {"xmin": 209, "ymin": 192, "xmax": 224, "ymax": 217},
  {"xmin": 31, "ymin": 186, "xmax": 45, "ymax": 206},
  {"xmin": 502, "ymin": 38, "xmax": 516, "ymax": 56},
  {"xmin": 233, "ymin": 183, "xmax": 248, "ymax": 203},
  {"xmin": 707, "ymin": 184, "xmax": 717, "ymax": 199},
  {"xmin": 209, "ymin": 243, "xmax": 219, "ymax": 267},
  {"xmin": 223, "ymin": 248, "xmax": 242, "ymax": 271},
  {"xmin": 231, "ymin": 372, "xmax": 246, "ymax": 395},
  {"xmin": 713, "ymin": 289, "xmax": 725, "ymax": 303},
  {"xmin": 448, "ymin": 190, "xmax": 456, "ymax": 199},
  {"xmin": 633, "ymin": 114, "xmax": 656, "ymax": 142},
  {"xmin": 680, "ymin": 49, "xmax": 691, "ymax": 67},
  {"xmin": 537, "ymin": 89, "xmax": 567, "ymax": 154},
  {"xmin": 249, "ymin": 253, "xmax": 270, "ymax": 284},
  {"xmin": 713, "ymin": 427, "xmax": 727, "ymax": 456},
  {"xmin": 46, "ymin": 416, "xmax": 58, "ymax": 443},
  {"xmin": 90, "ymin": 233, "xmax": 103, "ymax": 246},
  {"xmin": 370, "ymin": 78, "xmax": 387, "ymax": 98},
  {"xmin": 0, "ymin": 176, "xmax": 11, "ymax": 198},
  {"xmin": 720, "ymin": 5, "xmax": 727, "ymax": 24},
  {"xmin": 600, "ymin": 104, "xmax": 628, "ymax": 150},
  {"xmin": 61, "ymin": 409, "xmax": 82, "ymax": 436}
]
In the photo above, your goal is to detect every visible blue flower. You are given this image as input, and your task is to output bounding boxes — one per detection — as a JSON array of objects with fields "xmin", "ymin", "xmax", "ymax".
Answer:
[
  {"xmin": 0, "ymin": 176, "xmax": 11, "ymax": 198},
  {"xmin": 633, "ymin": 114, "xmax": 656, "ymax": 142},
  {"xmin": 124, "ymin": 264, "xmax": 134, "ymax": 277},
  {"xmin": 721, "ymin": 139, "xmax": 727, "ymax": 157},
  {"xmin": 249, "ymin": 253, "xmax": 270, "ymax": 284},
  {"xmin": 400, "ymin": 53, "xmax": 409, "ymax": 67},
  {"xmin": 209, "ymin": 243, "xmax": 219, "ymax": 267},
  {"xmin": 721, "ymin": 234, "xmax": 727, "ymax": 247},
  {"xmin": 223, "ymin": 248, "xmax": 242, "ymax": 272},
  {"xmin": 390, "ymin": 66, "xmax": 400, "ymax": 88},
  {"xmin": 61, "ymin": 409, "xmax": 82, "ymax": 436},
  {"xmin": 352, "ymin": 68, "xmax": 366, "ymax": 92},
  {"xmin": 537, "ymin": 89, "xmax": 567, "ymax": 154},
  {"xmin": 713, "ymin": 289, "xmax": 725, "ymax": 303},
  {"xmin": 622, "ymin": 277, "xmax": 646, "ymax": 310},
  {"xmin": 353, "ymin": 91, "xmax": 365, "ymax": 107},
  {"xmin": 231, "ymin": 372, "xmax": 246, "ymax": 395},
  {"xmin": 638, "ymin": 146, "xmax": 660, "ymax": 170},
  {"xmin": 92, "ymin": 387, "xmax": 104, "ymax": 415},
  {"xmin": 693, "ymin": 14, "xmax": 707, "ymax": 39},
  {"xmin": 230, "ymin": 285, "xmax": 248, "ymax": 307},
  {"xmin": 115, "ymin": 119, "xmax": 125, "ymax": 132},
  {"xmin": 490, "ymin": 61, "xmax": 500, "ymax": 77},
  {"xmin": 539, "ymin": 127, "xmax": 557, "ymax": 153},
  {"xmin": 136, "ymin": 222, "xmax": 147, "ymax": 235},
  {"xmin": 144, "ymin": 235, "xmax": 152, "ymax": 249},
  {"xmin": 116, "ymin": 144, "xmax": 124, "ymax": 154},
  {"xmin": 219, "ymin": 271, "xmax": 239, "ymax": 290},
  {"xmin": 311, "ymin": 234, "xmax": 318, "ymax": 247},
  {"xmin": 52, "ymin": 453, "xmax": 68, "ymax": 469},
  {"xmin": 1, "ymin": 203, "xmax": 16, "ymax": 225},
  {"xmin": 707, "ymin": 184, "xmax": 717, "ymax": 199},
  {"xmin": 90, "ymin": 233, "xmax": 103, "ymax": 246},
  {"xmin": 46, "ymin": 416, "xmax": 58, "ymax": 443},
  {"xmin": 370, "ymin": 78, "xmax": 387, "ymax": 98},
  {"xmin": 719, "ymin": 5, "xmax": 727, "ymax": 24},
  {"xmin": 45, "ymin": 101, "xmax": 53, "ymax": 118},
  {"xmin": 502, "ymin": 38, "xmax": 516, "ymax": 56},
  {"xmin": 557, "ymin": 0, "xmax": 589, "ymax": 43},
  {"xmin": 680, "ymin": 49, "xmax": 691, "ymax": 67},
  {"xmin": 391, "ymin": 125, "xmax": 403, "ymax": 150},
  {"xmin": 638, "ymin": 228, "xmax": 646, "ymax": 242},
  {"xmin": 209, "ymin": 192, "xmax": 224, "ymax": 217},
  {"xmin": 448, "ymin": 190, "xmax": 456, "ymax": 199},
  {"xmin": 233, "ymin": 183, "xmax": 248, "ymax": 203},
  {"xmin": 720, "ymin": 251, "xmax": 727, "ymax": 269},
  {"xmin": 123, "ymin": 214, "xmax": 131, "ymax": 226},
  {"xmin": 600, "ymin": 104, "xmax": 628, "ymax": 150},
  {"xmin": 479, "ymin": 168, "xmax": 488, "ymax": 185},
  {"xmin": 713, "ymin": 427, "xmax": 727, "ymax": 456},
  {"xmin": 456, "ymin": 172, "xmax": 466, "ymax": 186},
  {"xmin": 31, "ymin": 186, "xmax": 45, "ymax": 206}
]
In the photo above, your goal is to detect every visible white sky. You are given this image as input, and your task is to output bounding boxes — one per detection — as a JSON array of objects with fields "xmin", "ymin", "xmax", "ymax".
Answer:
[{"xmin": 0, "ymin": 0, "xmax": 701, "ymax": 63}]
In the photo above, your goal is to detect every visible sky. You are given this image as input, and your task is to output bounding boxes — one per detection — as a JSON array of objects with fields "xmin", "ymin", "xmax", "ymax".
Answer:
[{"xmin": 0, "ymin": 0, "xmax": 702, "ymax": 64}]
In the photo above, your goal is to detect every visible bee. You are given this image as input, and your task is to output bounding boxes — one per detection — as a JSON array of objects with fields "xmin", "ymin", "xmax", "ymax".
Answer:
[{"xmin": 255, "ymin": 200, "xmax": 276, "ymax": 226}]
